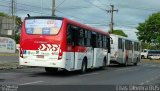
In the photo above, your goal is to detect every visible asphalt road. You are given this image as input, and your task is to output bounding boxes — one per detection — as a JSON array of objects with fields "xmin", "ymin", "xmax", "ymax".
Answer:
[
  {"xmin": 0, "ymin": 61, "xmax": 160, "ymax": 91},
  {"xmin": 0, "ymin": 56, "xmax": 18, "ymax": 63}
]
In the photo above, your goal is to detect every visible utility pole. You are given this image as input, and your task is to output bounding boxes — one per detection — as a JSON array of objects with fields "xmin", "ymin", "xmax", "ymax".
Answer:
[
  {"xmin": 10, "ymin": 0, "xmax": 16, "ymax": 39},
  {"xmin": 106, "ymin": 5, "xmax": 118, "ymax": 33},
  {"xmin": 52, "ymin": 0, "xmax": 55, "ymax": 16}
]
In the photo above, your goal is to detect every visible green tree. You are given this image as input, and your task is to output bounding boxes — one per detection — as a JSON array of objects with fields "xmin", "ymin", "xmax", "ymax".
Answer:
[
  {"xmin": 110, "ymin": 30, "xmax": 128, "ymax": 37},
  {"xmin": 137, "ymin": 12, "xmax": 160, "ymax": 43},
  {"xmin": 15, "ymin": 34, "xmax": 20, "ymax": 44},
  {"xmin": 136, "ymin": 12, "xmax": 160, "ymax": 49},
  {"xmin": 0, "ymin": 12, "xmax": 9, "ymax": 17}
]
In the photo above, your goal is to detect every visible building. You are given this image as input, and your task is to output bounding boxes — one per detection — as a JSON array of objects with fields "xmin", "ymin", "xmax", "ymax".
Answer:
[{"xmin": 0, "ymin": 16, "xmax": 13, "ymax": 36}]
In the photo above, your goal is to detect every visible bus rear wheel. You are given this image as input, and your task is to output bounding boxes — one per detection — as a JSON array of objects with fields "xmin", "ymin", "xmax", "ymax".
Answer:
[
  {"xmin": 124, "ymin": 57, "xmax": 128, "ymax": 67},
  {"xmin": 134, "ymin": 58, "xmax": 138, "ymax": 66},
  {"xmin": 45, "ymin": 67, "xmax": 58, "ymax": 73},
  {"xmin": 80, "ymin": 59, "xmax": 87, "ymax": 74},
  {"xmin": 141, "ymin": 55, "xmax": 145, "ymax": 59},
  {"xmin": 100, "ymin": 57, "xmax": 106, "ymax": 70}
]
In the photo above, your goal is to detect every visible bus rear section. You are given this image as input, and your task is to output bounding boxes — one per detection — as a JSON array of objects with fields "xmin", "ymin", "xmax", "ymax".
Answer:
[
  {"xmin": 19, "ymin": 17, "xmax": 67, "ymax": 71},
  {"xmin": 110, "ymin": 34, "xmax": 141, "ymax": 66},
  {"xmin": 19, "ymin": 16, "xmax": 111, "ymax": 73}
]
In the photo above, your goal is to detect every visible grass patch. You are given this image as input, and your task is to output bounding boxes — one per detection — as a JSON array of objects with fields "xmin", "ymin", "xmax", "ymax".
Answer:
[{"xmin": 142, "ymin": 59, "xmax": 160, "ymax": 63}]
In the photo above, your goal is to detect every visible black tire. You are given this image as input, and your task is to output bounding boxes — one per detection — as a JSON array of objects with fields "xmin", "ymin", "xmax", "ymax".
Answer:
[
  {"xmin": 124, "ymin": 57, "xmax": 128, "ymax": 67},
  {"xmin": 80, "ymin": 59, "xmax": 87, "ymax": 74},
  {"xmin": 141, "ymin": 55, "xmax": 145, "ymax": 59},
  {"xmin": 100, "ymin": 57, "xmax": 106, "ymax": 70},
  {"xmin": 45, "ymin": 67, "xmax": 58, "ymax": 73},
  {"xmin": 134, "ymin": 58, "xmax": 138, "ymax": 66}
]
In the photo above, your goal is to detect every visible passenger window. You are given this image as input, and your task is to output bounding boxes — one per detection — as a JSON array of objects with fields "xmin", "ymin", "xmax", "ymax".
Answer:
[
  {"xmin": 67, "ymin": 25, "xmax": 79, "ymax": 46},
  {"xmin": 118, "ymin": 38, "xmax": 122, "ymax": 49},
  {"xmin": 110, "ymin": 39, "xmax": 113, "ymax": 44},
  {"xmin": 67, "ymin": 25, "xmax": 72, "ymax": 45}
]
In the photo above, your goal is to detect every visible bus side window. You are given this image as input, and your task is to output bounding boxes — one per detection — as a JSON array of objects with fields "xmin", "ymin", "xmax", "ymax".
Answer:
[
  {"xmin": 102, "ymin": 36, "xmax": 107, "ymax": 48},
  {"xmin": 118, "ymin": 38, "xmax": 122, "ymax": 49},
  {"xmin": 110, "ymin": 38, "xmax": 113, "ymax": 44},
  {"xmin": 79, "ymin": 29, "xmax": 85, "ymax": 46},
  {"xmin": 107, "ymin": 37, "xmax": 111, "ymax": 53},
  {"xmin": 122, "ymin": 40, "xmax": 124, "ymax": 52},
  {"xmin": 97, "ymin": 34, "xmax": 102, "ymax": 48},
  {"xmin": 125, "ymin": 40, "xmax": 129, "ymax": 50},
  {"xmin": 67, "ymin": 25, "xmax": 79, "ymax": 46},
  {"xmin": 91, "ymin": 32, "xmax": 97, "ymax": 48},
  {"xmin": 86, "ymin": 30, "xmax": 91, "ymax": 46},
  {"xmin": 67, "ymin": 25, "xmax": 72, "ymax": 45}
]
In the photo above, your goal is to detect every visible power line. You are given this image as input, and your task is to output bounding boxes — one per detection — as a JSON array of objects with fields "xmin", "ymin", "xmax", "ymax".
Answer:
[
  {"xmin": 57, "ymin": 6, "xmax": 91, "ymax": 10},
  {"xmin": 0, "ymin": 3, "xmax": 104, "ymax": 24},
  {"xmin": 83, "ymin": 0, "xmax": 106, "ymax": 11},
  {"xmin": 56, "ymin": 10, "xmax": 107, "ymax": 25},
  {"xmin": 0, "ymin": 4, "xmax": 50, "ymax": 14},
  {"xmin": 56, "ymin": 10, "xmax": 95, "ymax": 23},
  {"xmin": 97, "ymin": 0, "xmax": 110, "ymax": 8},
  {"xmin": 1, "ymin": 0, "xmax": 160, "ymax": 12},
  {"xmin": 55, "ymin": 0, "xmax": 66, "ymax": 9}
]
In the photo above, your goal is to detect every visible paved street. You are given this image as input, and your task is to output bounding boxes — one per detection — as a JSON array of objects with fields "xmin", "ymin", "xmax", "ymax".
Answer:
[
  {"xmin": 0, "ymin": 62, "xmax": 160, "ymax": 86},
  {"xmin": 0, "ymin": 56, "xmax": 18, "ymax": 63}
]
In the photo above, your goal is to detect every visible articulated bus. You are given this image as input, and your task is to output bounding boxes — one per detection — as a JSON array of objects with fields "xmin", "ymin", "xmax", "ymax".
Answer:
[
  {"xmin": 110, "ymin": 34, "xmax": 141, "ymax": 66},
  {"xmin": 19, "ymin": 16, "xmax": 110, "ymax": 73}
]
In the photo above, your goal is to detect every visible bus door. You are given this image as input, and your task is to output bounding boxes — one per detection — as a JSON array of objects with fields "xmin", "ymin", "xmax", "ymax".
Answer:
[
  {"xmin": 132, "ymin": 42, "xmax": 135, "ymax": 63},
  {"xmin": 71, "ymin": 26, "xmax": 79, "ymax": 69},
  {"xmin": 91, "ymin": 32, "xmax": 97, "ymax": 67},
  {"xmin": 67, "ymin": 25, "xmax": 78, "ymax": 69},
  {"xmin": 122, "ymin": 39, "xmax": 125, "ymax": 63},
  {"xmin": 130, "ymin": 42, "xmax": 133, "ymax": 63}
]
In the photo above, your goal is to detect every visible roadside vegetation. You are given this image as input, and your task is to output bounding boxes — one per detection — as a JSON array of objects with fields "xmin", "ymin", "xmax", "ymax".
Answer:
[
  {"xmin": 142, "ymin": 59, "xmax": 160, "ymax": 63},
  {"xmin": 137, "ymin": 12, "xmax": 160, "ymax": 50}
]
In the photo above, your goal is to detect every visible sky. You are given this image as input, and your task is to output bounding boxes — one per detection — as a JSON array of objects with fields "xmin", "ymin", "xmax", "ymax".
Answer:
[{"xmin": 0, "ymin": 0, "xmax": 160, "ymax": 40}]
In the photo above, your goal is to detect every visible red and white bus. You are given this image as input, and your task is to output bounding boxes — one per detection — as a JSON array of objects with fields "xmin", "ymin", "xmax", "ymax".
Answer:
[
  {"xmin": 110, "ymin": 34, "xmax": 141, "ymax": 66},
  {"xmin": 19, "ymin": 16, "xmax": 110, "ymax": 73}
]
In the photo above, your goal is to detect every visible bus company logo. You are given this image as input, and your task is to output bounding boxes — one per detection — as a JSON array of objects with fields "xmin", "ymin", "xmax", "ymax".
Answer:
[{"xmin": 38, "ymin": 44, "xmax": 60, "ymax": 51}]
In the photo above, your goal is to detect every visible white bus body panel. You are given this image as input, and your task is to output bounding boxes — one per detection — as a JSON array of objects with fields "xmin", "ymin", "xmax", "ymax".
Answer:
[
  {"xmin": 20, "ymin": 47, "xmax": 109, "ymax": 71},
  {"xmin": 110, "ymin": 34, "xmax": 140, "ymax": 65}
]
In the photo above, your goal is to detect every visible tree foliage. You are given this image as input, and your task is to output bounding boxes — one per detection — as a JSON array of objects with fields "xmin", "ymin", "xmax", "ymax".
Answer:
[
  {"xmin": 0, "ymin": 12, "xmax": 9, "ymax": 17},
  {"xmin": 110, "ymin": 30, "xmax": 128, "ymax": 37},
  {"xmin": 137, "ymin": 12, "xmax": 160, "ymax": 43}
]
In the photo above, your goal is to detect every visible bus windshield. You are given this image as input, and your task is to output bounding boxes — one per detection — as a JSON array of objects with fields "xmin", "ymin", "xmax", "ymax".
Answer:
[{"xmin": 25, "ymin": 19, "xmax": 62, "ymax": 35}]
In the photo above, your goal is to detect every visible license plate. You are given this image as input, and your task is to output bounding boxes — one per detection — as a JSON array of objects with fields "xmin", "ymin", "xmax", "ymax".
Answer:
[{"xmin": 36, "ymin": 55, "xmax": 44, "ymax": 58}]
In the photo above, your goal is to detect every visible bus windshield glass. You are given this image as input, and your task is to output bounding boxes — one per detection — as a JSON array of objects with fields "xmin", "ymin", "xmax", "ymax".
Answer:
[{"xmin": 25, "ymin": 19, "xmax": 62, "ymax": 35}]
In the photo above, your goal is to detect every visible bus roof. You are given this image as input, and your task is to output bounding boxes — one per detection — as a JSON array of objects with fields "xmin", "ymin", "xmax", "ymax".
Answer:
[
  {"xmin": 110, "ymin": 34, "xmax": 139, "ymax": 42},
  {"xmin": 25, "ymin": 16, "xmax": 109, "ymax": 36}
]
